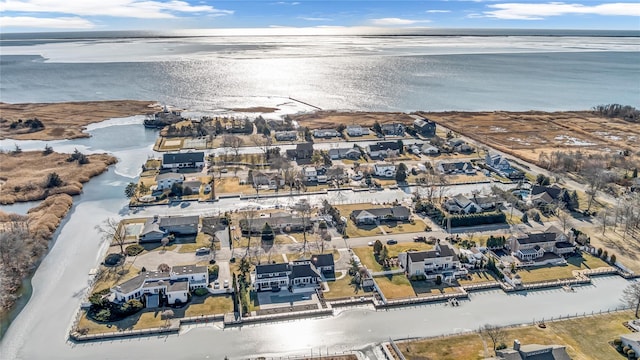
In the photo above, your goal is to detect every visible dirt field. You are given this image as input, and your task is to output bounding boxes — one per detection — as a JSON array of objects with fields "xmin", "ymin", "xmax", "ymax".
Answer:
[
  {"xmin": 421, "ymin": 111, "xmax": 640, "ymax": 165},
  {"xmin": 0, "ymin": 100, "xmax": 159, "ymax": 140},
  {"xmin": 292, "ymin": 111, "xmax": 415, "ymax": 130},
  {"xmin": 0, "ymin": 150, "xmax": 117, "ymax": 204}
]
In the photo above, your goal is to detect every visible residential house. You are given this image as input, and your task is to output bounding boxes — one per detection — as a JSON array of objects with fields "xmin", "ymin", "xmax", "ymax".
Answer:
[
  {"xmin": 412, "ymin": 117, "xmax": 436, "ymax": 137},
  {"xmin": 350, "ymin": 206, "xmax": 411, "ymax": 225},
  {"xmin": 287, "ymin": 142, "xmax": 314, "ymax": 162},
  {"xmin": 471, "ymin": 195, "xmax": 502, "ymax": 211},
  {"xmin": 485, "ymin": 152, "xmax": 522, "ymax": 178},
  {"xmin": 437, "ymin": 161, "xmax": 476, "ymax": 175},
  {"xmin": 495, "ymin": 340, "xmax": 571, "ymax": 360},
  {"xmin": 253, "ymin": 261, "xmax": 321, "ymax": 292},
  {"xmin": 346, "ymin": 125, "xmax": 368, "ymax": 137},
  {"xmin": 373, "ymin": 163, "xmax": 396, "ymax": 178},
  {"xmin": 444, "ymin": 194, "xmax": 480, "ymax": 214},
  {"xmin": 328, "ymin": 147, "xmax": 362, "ymax": 160},
  {"xmin": 531, "ymin": 184, "xmax": 563, "ymax": 203},
  {"xmin": 447, "ymin": 138, "xmax": 474, "ymax": 153},
  {"xmin": 111, "ymin": 264, "xmax": 208, "ymax": 306},
  {"xmin": 313, "ymin": 129, "xmax": 341, "ymax": 138},
  {"xmin": 409, "ymin": 143, "xmax": 423, "ymax": 155},
  {"xmin": 422, "ymin": 145, "xmax": 440, "ymax": 155},
  {"xmin": 303, "ymin": 166, "xmax": 318, "ymax": 182},
  {"xmin": 161, "ymin": 151, "xmax": 205, "ymax": 170},
  {"xmin": 381, "ymin": 123, "xmax": 405, "ymax": 137},
  {"xmin": 182, "ymin": 180, "xmax": 201, "ymax": 194},
  {"xmin": 139, "ymin": 215, "xmax": 199, "ymax": 243},
  {"xmin": 620, "ymin": 333, "xmax": 640, "ymax": 356},
  {"xmin": 309, "ymin": 253, "xmax": 335, "ymax": 277},
  {"xmin": 155, "ymin": 172, "xmax": 185, "ymax": 190},
  {"xmin": 239, "ymin": 212, "xmax": 311, "ymax": 234},
  {"xmin": 252, "ymin": 171, "xmax": 284, "ymax": 190},
  {"xmin": 508, "ymin": 226, "xmax": 575, "ymax": 261},
  {"xmin": 367, "ymin": 141, "xmax": 402, "ymax": 159},
  {"xmin": 398, "ymin": 242, "xmax": 467, "ymax": 281},
  {"xmin": 274, "ymin": 131, "xmax": 297, "ymax": 141}
]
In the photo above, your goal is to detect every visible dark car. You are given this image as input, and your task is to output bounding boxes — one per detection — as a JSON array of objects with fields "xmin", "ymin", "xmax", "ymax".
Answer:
[{"xmin": 386, "ymin": 239, "xmax": 398, "ymax": 245}]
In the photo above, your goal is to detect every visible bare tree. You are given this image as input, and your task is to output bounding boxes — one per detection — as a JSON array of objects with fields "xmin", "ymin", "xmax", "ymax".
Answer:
[
  {"xmin": 622, "ymin": 281, "xmax": 640, "ymax": 318},
  {"xmin": 299, "ymin": 201, "xmax": 313, "ymax": 255},
  {"xmin": 584, "ymin": 166, "xmax": 605, "ymax": 212},
  {"xmin": 481, "ymin": 324, "xmax": 506, "ymax": 352},
  {"xmin": 251, "ymin": 134, "xmax": 272, "ymax": 163},
  {"xmin": 556, "ymin": 205, "xmax": 572, "ymax": 233},
  {"xmin": 241, "ymin": 207, "xmax": 257, "ymax": 257},
  {"xmin": 161, "ymin": 309, "xmax": 174, "ymax": 327},
  {"xmin": 222, "ymin": 135, "xmax": 244, "ymax": 161},
  {"xmin": 95, "ymin": 218, "xmax": 126, "ymax": 254},
  {"xmin": 157, "ymin": 263, "xmax": 170, "ymax": 272}
]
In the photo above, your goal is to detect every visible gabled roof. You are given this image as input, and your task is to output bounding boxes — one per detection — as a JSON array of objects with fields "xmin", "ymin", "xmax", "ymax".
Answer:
[
  {"xmin": 439, "ymin": 161, "xmax": 472, "ymax": 172},
  {"xmin": 289, "ymin": 263, "xmax": 321, "ymax": 279},
  {"xmin": 406, "ymin": 244, "xmax": 458, "ymax": 262},
  {"xmin": 453, "ymin": 194, "xmax": 473, "ymax": 208},
  {"xmin": 296, "ymin": 142, "xmax": 314, "ymax": 152},
  {"xmin": 531, "ymin": 185, "xmax": 563, "ymax": 200},
  {"xmin": 256, "ymin": 263, "xmax": 289, "ymax": 276},
  {"xmin": 368, "ymin": 141, "xmax": 401, "ymax": 152},
  {"xmin": 516, "ymin": 231, "xmax": 557, "ymax": 244},
  {"xmin": 160, "ymin": 215, "xmax": 199, "ymax": 228},
  {"xmin": 162, "ymin": 152, "xmax": 204, "ymax": 165}
]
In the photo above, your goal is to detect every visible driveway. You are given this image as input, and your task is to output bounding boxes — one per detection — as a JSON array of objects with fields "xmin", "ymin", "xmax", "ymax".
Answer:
[{"xmin": 128, "ymin": 249, "xmax": 199, "ymax": 270}]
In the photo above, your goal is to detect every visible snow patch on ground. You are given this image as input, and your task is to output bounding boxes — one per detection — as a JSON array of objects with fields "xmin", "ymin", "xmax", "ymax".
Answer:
[{"xmin": 554, "ymin": 135, "xmax": 595, "ymax": 146}]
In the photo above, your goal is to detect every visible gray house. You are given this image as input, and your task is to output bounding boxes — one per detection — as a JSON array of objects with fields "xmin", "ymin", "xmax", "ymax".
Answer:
[
  {"xmin": 350, "ymin": 206, "xmax": 411, "ymax": 225},
  {"xmin": 139, "ymin": 215, "xmax": 199, "ymax": 243},
  {"xmin": 329, "ymin": 147, "xmax": 362, "ymax": 160}
]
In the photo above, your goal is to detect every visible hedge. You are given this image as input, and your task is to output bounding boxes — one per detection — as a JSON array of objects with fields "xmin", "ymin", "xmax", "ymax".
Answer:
[
  {"xmin": 125, "ymin": 244, "xmax": 144, "ymax": 256},
  {"xmin": 447, "ymin": 212, "xmax": 506, "ymax": 227},
  {"xmin": 193, "ymin": 287, "xmax": 209, "ymax": 296}
]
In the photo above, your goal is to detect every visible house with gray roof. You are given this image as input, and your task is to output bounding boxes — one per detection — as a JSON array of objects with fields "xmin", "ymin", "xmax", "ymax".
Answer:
[
  {"xmin": 346, "ymin": 125, "xmax": 368, "ymax": 137},
  {"xmin": 398, "ymin": 242, "xmax": 467, "ymax": 281},
  {"xmin": 161, "ymin": 151, "xmax": 205, "ymax": 170},
  {"xmin": 313, "ymin": 128, "xmax": 341, "ymax": 138},
  {"xmin": 413, "ymin": 117, "xmax": 436, "ymax": 137},
  {"xmin": 444, "ymin": 194, "xmax": 480, "ymax": 214},
  {"xmin": 274, "ymin": 131, "xmax": 297, "ymax": 141},
  {"xmin": 437, "ymin": 161, "xmax": 476, "ymax": 175},
  {"xmin": 350, "ymin": 206, "xmax": 411, "ymax": 225},
  {"xmin": 329, "ymin": 147, "xmax": 362, "ymax": 160},
  {"xmin": 253, "ymin": 261, "xmax": 321, "ymax": 292},
  {"xmin": 381, "ymin": 123, "xmax": 405, "ymax": 136},
  {"xmin": 508, "ymin": 226, "xmax": 575, "ymax": 262},
  {"xmin": 367, "ymin": 141, "xmax": 402, "ymax": 159},
  {"xmin": 139, "ymin": 215, "xmax": 199, "ymax": 242},
  {"xmin": 495, "ymin": 340, "xmax": 570, "ymax": 360},
  {"xmin": 155, "ymin": 172, "xmax": 185, "ymax": 190}
]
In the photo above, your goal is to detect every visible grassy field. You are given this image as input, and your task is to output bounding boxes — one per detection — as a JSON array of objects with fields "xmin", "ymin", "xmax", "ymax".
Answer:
[
  {"xmin": 345, "ymin": 221, "xmax": 384, "ymax": 238},
  {"xmin": 381, "ymin": 219, "xmax": 429, "ymax": 235},
  {"xmin": 77, "ymin": 310, "xmax": 166, "ymax": 335},
  {"xmin": 184, "ymin": 294, "xmax": 234, "ymax": 317},
  {"xmin": 374, "ymin": 274, "xmax": 415, "ymax": 299},
  {"xmin": 92, "ymin": 264, "xmax": 142, "ymax": 292},
  {"xmin": 214, "ymin": 177, "xmax": 255, "ymax": 194},
  {"xmin": 399, "ymin": 310, "xmax": 635, "ymax": 360},
  {"xmin": 324, "ymin": 274, "xmax": 371, "ymax": 299},
  {"xmin": 178, "ymin": 232, "xmax": 215, "ymax": 253},
  {"xmin": 457, "ymin": 271, "xmax": 498, "ymax": 285},
  {"xmin": 352, "ymin": 244, "xmax": 434, "ymax": 272},
  {"xmin": 516, "ymin": 253, "xmax": 610, "ymax": 283}
]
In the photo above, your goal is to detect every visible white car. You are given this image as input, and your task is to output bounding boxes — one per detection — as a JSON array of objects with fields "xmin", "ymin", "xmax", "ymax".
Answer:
[
  {"xmin": 213, "ymin": 281, "xmax": 220, "ymax": 289},
  {"xmin": 367, "ymin": 241, "xmax": 374, "ymax": 246},
  {"xmin": 223, "ymin": 279, "xmax": 229, "ymax": 288}
]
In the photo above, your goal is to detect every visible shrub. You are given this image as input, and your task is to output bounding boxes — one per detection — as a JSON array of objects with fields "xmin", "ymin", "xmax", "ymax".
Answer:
[
  {"xmin": 104, "ymin": 253, "xmax": 123, "ymax": 266},
  {"xmin": 447, "ymin": 212, "xmax": 506, "ymax": 227},
  {"xmin": 193, "ymin": 288, "xmax": 209, "ymax": 296},
  {"xmin": 125, "ymin": 244, "xmax": 144, "ymax": 256},
  {"xmin": 435, "ymin": 275, "xmax": 442, "ymax": 285},
  {"xmin": 496, "ymin": 343, "xmax": 507, "ymax": 350},
  {"xmin": 610, "ymin": 254, "xmax": 617, "ymax": 264},
  {"xmin": 89, "ymin": 289, "xmax": 111, "ymax": 306},
  {"xmin": 118, "ymin": 299, "xmax": 144, "ymax": 316},
  {"xmin": 209, "ymin": 265, "xmax": 219, "ymax": 279},
  {"xmin": 94, "ymin": 309, "xmax": 111, "ymax": 322},
  {"xmin": 45, "ymin": 172, "xmax": 63, "ymax": 188},
  {"xmin": 409, "ymin": 275, "xmax": 426, "ymax": 281},
  {"xmin": 628, "ymin": 349, "xmax": 636, "ymax": 359},
  {"xmin": 623, "ymin": 346, "xmax": 630, "ymax": 354}
]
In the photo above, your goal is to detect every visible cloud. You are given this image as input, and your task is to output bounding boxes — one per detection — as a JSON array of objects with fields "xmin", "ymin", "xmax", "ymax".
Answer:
[
  {"xmin": 272, "ymin": 1, "xmax": 300, "ymax": 5},
  {"xmin": 485, "ymin": 2, "xmax": 640, "ymax": 20},
  {"xmin": 300, "ymin": 17, "xmax": 331, "ymax": 21},
  {"xmin": 1, "ymin": 0, "xmax": 234, "ymax": 19},
  {"xmin": 426, "ymin": 10, "xmax": 451, "ymax": 13},
  {"xmin": 1, "ymin": 16, "xmax": 95, "ymax": 29},
  {"xmin": 370, "ymin": 18, "xmax": 431, "ymax": 26}
]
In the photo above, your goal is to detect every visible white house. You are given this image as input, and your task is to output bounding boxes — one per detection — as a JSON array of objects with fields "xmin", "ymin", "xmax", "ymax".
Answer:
[
  {"xmin": 303, "ymin": 166, "xmax": 318, "ymax": 182},
  {"xmin": 423, "ymin": 146, "xmax": 440, "ymax": 155},
  {"xmin": 111, "ymin": 264, "xmax": 208, "ymax": 306},
  {"xmin": 444, "ymin": 194, "xmax": 480, "ymax": 214},
  {"xmin": 313, "ymin": 129, "xmax": 341, "ymax": 138},
  {"xmin": 485, "ymin": 152, "xmax": 511, "ymax": 171},
  {"xmin": 621, "ymin": 333, "xmax": 640, "ymax": 356},
  {"xmin": 253, "ymin": 261, "xmax": 321, "ymax": 292},
  {"xmin": 509, "ymin": 226, "xmax": 575, "ymax": 262},
  {"xmin": 346, "ymin": 125, "xmax": 368, "ymax": 137},
  {"xmin": 155, "ymin": 172, "xmax": 185, "ymax": 190},
  {"xmin": 374, "ymin": 163, "xmax": 396, "ymax": 177},
  {"xmin": 398, "ymin": 242, "xmax": 467, "ymax": 282}
]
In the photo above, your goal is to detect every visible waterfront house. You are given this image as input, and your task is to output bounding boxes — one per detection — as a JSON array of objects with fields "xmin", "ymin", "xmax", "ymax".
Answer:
[
  {"xmin": 111, "ymin": 264, "xmax": 208, "ymax": 306},
  {"xmin": 350, "ymin": 206, "xmax": 411, "ymax": 225},
  {"xmin": 346, "ymin": 125, "xmax": 368, "ymax": 137},
  {"xmin": 381, "ymin": 123, "xmax": 405, "ymax": 136},
  {"xmin": 328, "ymin": 147, "xmax": 362, "ymax": 160},
  {"xmin": 309, "ymin": 253, "xmax": 335, "ymax": 277},
  {"xmin": 139, "ymin": 215, "xmax": 199, "ymax": 242},
  {"xmin": 373, "ymin": 163, "xmax": 396, "ymax": 178},
  {"xmin": 412, "ymin": 117, "xmax": 436, "ymax": 137},
  {"xmin": 313, "ymin": 129, "xmax": 341, "ymax": 138},
  {"xmin": 485, "ymin": 152, "xmax": 522, "ymax": 178},
  {"xmin": 398, "ymin": 242, "xmax": 467, "ymax": 282},
  {"xmin": 274, "ymin": 131, "xmax": 297, "ymax": 141},
  {"xmin": 367, "ymin": 141, "xmax": 402, "ymax": 159},
  {"xmin": 253, "ymin": 261, "xmax": 321, "ymax": 292},
  {"xmin": 496, "ymin": 340, "xmax": 571, "ymax": 360},
  {"xmin": 161, "ymin": 151, "xmax": 205, "ymax": 170},
  {"xmin": 155, "ymin": 172, "xmax": 185, "ymax": 190},
  {"xmin": 508, "ymin": 226, "xmax": 575, "ymax": 262},
  {"xmin": 620, "ymin": 333, "xmax": 640, "ymax": 356}
]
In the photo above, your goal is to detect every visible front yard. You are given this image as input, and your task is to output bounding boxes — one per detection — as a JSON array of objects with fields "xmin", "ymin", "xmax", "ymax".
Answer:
[
  {"xmin": 352, "ymin": 243, "xmax": 434, "ymax": 272},
  {"xmin": 324, "ymin": 274, "xmax": 371, "ymax": 300},
  {"xmin": 457, "ymin": 270, "xmax": 498, "ymax": 285},
  {"xmin": 374, "ymin": 274, "xmax": 461, "ymax": 300}
]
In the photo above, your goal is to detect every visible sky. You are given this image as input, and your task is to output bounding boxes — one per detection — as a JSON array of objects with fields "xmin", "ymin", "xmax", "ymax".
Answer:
[{"xmin": 1, "ymin": 0, "xmax": 639, "ymax": 32}]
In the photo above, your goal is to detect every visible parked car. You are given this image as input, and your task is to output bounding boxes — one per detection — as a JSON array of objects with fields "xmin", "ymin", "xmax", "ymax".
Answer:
[
  {"xmin": 367, "ymin": 241, "xmax": 374, "ymax": 246},
  {"xmin": 213, "ymin": 281, "xmax": 220, "ymax": 289},
  {"xmin": 386, "ymin": 239, "xmax": 398, "ymax": 245},
  {"xmin": 413, "ymin": 236, "xmax": 426, "ymax": 242},
  {"xmin": 195, "ymin": 247, "xmax": 210, "ymax": 255},
  {"xmin": 223, "ymin": 279, "xmax": 229, "ymax": 288}
]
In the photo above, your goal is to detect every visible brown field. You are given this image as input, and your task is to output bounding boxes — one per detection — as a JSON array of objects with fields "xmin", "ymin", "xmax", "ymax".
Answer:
[
  {"xmin": 0, "ymin": 100, "xmax": 159, "ymax": 140},
  {"xmin": 292, "ymin": 111, "xmax": 415, "ymax": 130},
  {"xmin": 0, "ymin": 151, "xmax": 117, "ymax": 204},
  {"xmin": 230, "ymin": 106, "xmax": 278, "ymax": 113},
  {"xmin": 399, "ymin": 310, "xmax": 634, "ymax": 360},
  {"xmin": 421, "ymin": 111, "xmax": 640, "ymax": 166}
]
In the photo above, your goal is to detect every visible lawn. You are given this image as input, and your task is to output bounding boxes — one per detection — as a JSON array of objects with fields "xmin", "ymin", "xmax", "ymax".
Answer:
[
  {"xmin": 352, "ymin": 244, "xmax": 433, "ymax": 272},
  {"xmin": 92, "ymin": 264, "xmax": 142, "ymax": 292},
  {"xmin": 77, "ymin": 310, "xmax": 166, "ymax": 335},
  {"xmin": 516, "ymin": 253, "xmax": 610, "ymax": 284},
  {"xmin": 214, "ymin": 177, "xmax": 255, "ymax": 194},
  {"xmin": 178, "ymin": 232, "xmax": 215, "ymax": 253},
  {"xmin": 185, "ymin": 294, "xmax": 234, "ymax": 316},
  {"xmin": 457, "ymin": 271, "xmax": 498, "ymax": 285},
  {"xmin": 399, "ymin": 310, "xmax": 635, "ymax": 360},
  {"xmin": 324, "ymin": 274, "xmax": 369, "ymax": 299},
  {"xmin": 380, "ymin": 219, "xmax": 429, "ymax": 235},
  {"xmin": 352, "ymin": 246, "xmax": 386, "ymax": 272},
  {"xmin": 374, "ymin": 274, "xmax": 415, "ymax": 299},
  {"xmin": 345, "ymin": 221, "xmax": 384, "ymax": 238}
]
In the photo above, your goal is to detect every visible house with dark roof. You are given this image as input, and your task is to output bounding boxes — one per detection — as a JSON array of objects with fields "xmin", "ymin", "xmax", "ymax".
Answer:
[
  {"xmin": 495, "ymin": 339, "xmax": 571, "ymax": 360},
  {"xmin": 309, "ymin": 253, "xmax": 335, "ymax": 277},
  {"xmin": 531, "ymin": 184, "xmax": 563, "ymax": 204},
  {"xmin": 111, "ymin": 264, "xmax": 208, "ymax": 306},
  {"xmin": 161, "ymin": 151, "xmax": 205, "ymax": 170},
  {"xmin": 398, "ymin": 242, "xmax": 467, "ymax": 281},
  {"xmin": 252, "ymin": 171, "xmax": 284, "ymax": 190},
  {"xmin": 139, "ymin": 215, "xmax": 199, "ymax": 242},
  {"xmin": 253, "ymin": 261, "xmax": 321, "ymax": 292},
  {"xmin": 444, "ymin": 194, "xmax": 480, "ymax": 214},
  {"xmin": 239, "ymin": 212, "xmax": 311, "ymax": 234},
  {"xmin": 437, "ymin": 161, "xmax": 476, "ymax": 175},
  {"xmin": 274, "ymin": 131, "xmax": 297, "ymax": 141},
  {"xmin": 287, "ymin": 142, "xmax": 314, "ymax": 162},
  {"xmin": 508, "ymin": 226, "xmax": 575, "ymax": 261},
  {"xmin": 350, "ymin": 206, "xmax": 411, "ymax": 225},
  {"xmin": 367, "ymin": 141, "xmax": 402, "ymax": 159},
  {"xmin": 413, "ymin": 117, "xmax": 436, "ymax": 137}
]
